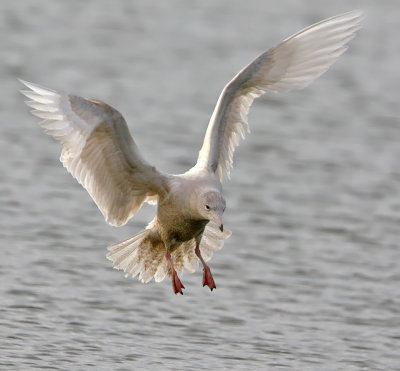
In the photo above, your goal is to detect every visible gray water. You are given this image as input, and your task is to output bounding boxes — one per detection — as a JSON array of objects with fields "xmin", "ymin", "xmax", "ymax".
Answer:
[{"xmin": 1, "ymin": 1, "xmax": 400, "ymax": 370}]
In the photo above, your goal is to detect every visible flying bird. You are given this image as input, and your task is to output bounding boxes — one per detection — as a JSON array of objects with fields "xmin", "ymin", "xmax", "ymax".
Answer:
[{"xmin": 20, "ymin": 11, "xmax": 362, "ymax": 294}]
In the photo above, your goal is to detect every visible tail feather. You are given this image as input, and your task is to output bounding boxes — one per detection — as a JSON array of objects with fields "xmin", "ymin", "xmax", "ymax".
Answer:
[
  {"xmin": 107, "ymin": 231, "xmax": 147, "ymax": 267},
  {"xmin": 154, "ymin": 259, "xmax": 169, "ymax": 283},
  {"xmin": 106, "ymin": 222, "xmax": 232, "ymax": 284},
  {"xmin": 137, "ymin": 242, "xmax": 165, "ymax": 283},
  {"xmin": 108, "ymin": 232, "xmax": 144, "ymax": 257}
]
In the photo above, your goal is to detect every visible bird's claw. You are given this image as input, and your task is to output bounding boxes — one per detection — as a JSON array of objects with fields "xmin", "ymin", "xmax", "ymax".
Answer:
[
  {"xmin": 172, "ymin": 271, "xmax": 185, "ymax": 295},
  {"xmin": 202, "ymin": 266, "xmax": 216, "ymax": 291}
]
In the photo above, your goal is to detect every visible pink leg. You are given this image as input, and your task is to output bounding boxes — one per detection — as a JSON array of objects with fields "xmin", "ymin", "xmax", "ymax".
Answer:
[
  {"xmin": 165, "ymin": 251, "xmax": 185, "ymax": 295},
  {"xmin": 195, "ymin": 244, "xmax": 216, "ymax": 291}
]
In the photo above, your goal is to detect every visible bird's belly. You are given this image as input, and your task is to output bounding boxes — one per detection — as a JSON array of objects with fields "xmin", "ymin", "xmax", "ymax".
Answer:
[{"xmin": 166, "ymin": 219, "xmax": 209, "ymax": 244}]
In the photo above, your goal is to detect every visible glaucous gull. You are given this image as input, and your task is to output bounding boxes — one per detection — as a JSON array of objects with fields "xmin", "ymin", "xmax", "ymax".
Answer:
[{"xmin": 20, "ymin": 11, "xmax": 362, "ymax": 294}]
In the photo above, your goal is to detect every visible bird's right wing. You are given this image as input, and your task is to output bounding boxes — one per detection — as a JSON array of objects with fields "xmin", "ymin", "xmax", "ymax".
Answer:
[
  {"xmin": 20, "ymin": 80, "xmax": 168, "ymax": 226},
  {"xmin": 196, "ymin": 10, "xmax": 363, "ymax": 181}
]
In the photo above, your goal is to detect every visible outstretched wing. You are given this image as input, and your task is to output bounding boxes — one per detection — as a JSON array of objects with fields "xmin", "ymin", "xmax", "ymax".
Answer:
[
  {"xmin": 20, "ymin": 80, "xmax": 168, "ymax": 226},
  {"xmin": 197, "ymin": 10, "xmax": 363, "ymax": 181}
]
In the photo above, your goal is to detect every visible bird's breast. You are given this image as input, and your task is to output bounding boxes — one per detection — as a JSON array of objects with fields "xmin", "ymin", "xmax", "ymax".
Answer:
[
  {"xmin": 157, "ymin": 211, "xmax": 208, "ymax": 244},
  {"xmin": 169, "ymin": 218, "xmax": 209, "ymax": 243}
]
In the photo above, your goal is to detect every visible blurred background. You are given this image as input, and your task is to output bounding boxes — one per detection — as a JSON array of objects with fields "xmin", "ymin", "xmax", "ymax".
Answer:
[{"xmin": 1, "ymin": 1, "xmax": 400, "ymax": 370}]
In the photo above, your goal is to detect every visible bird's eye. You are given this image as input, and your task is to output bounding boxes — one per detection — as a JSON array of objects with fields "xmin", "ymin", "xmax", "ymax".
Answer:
[{"xmin": 205, "ymin": 205, "xmax": 210, "ymax": 210}]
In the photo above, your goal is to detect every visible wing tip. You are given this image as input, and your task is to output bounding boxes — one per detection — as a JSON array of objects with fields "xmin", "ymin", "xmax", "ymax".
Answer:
[
  {"xmin": 328, "ymin": 9, "xmax": 364, "ymax": 24},
  {"xmin": 346, "ymin": 9, "xmax": 364, "ymax": 18},
  {"xmin": 345, "ymin": 9, "xmax": 365, "ymax": 29},
  {"xmin": 18, "ymin": 78, "xmax": 57, "ymax": 96},
  {"xmin": 329, "ymin": 10, "xmax": 364, "ymax": 34},
  {"xmin": 18, "ymin": 78, "xmax": 28, "ymax": 86}
]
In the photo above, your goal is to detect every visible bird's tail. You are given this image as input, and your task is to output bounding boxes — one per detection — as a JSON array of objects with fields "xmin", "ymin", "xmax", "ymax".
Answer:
[
  {"xmin": 106, "ymin": 222, "xmax": 231, "ymax": 284},
  {"xmin": 106, "ymin": 227, "xmax": 168, "ymax": 283}
]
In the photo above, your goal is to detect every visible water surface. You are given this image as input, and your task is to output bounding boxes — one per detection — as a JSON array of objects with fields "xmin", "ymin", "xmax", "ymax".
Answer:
[{"xmin": 1, "ymin": 1, "xmax": 400, "ymax": 370}]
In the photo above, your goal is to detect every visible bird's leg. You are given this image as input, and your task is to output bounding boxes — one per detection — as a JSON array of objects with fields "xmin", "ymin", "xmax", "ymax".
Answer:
[
  {"xmin": 165, "ymin": 250, "xmax": 185, "ymax": 295},
  {"xmin": 195, "ymin": 239, "xmax": 216, "ymax": 291}
]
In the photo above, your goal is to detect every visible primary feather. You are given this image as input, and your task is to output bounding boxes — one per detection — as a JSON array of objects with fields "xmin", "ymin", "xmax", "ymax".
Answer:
[
  {"xmin": 20, "ymin": 80, "xmax": 167, "ymax": 226},
  {"xmin": 196, "ymin": 10, "xmax": 363, "ymax": 181}
]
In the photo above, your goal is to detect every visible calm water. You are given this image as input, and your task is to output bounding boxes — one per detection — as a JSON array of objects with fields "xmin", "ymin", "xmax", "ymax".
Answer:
[{"xmin": 1, "ymin": 1, "xmax": 400, "ymax": 370}]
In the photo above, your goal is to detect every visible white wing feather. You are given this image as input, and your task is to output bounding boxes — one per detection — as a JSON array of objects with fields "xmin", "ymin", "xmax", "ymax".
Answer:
[
  {"xmin": 20, "ymin": 80, "xmax": 167, "ymax": 226},
  {"xmin": 197, "ymin": 10, "xmax": 363, "ymax": 180}
]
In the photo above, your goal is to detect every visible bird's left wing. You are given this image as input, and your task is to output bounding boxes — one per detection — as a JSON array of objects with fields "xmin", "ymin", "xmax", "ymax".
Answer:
[
  {"xmin": 196, "ymin": 10, "xmax": 363, "ymax": 181},
  {"xmin": 20, "ymin": 80, "xmax": 168, "ymax": 226}
]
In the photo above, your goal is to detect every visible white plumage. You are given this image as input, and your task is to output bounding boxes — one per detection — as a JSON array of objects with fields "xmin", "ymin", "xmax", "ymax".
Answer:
[
  {"xmin": 197, "ymin": 10, "xmax": 363, "ymax": 180},
  {"xmin": 22, "ymin": 81, "xmax": 165, "ymax": 227},
  {"xmin": 20, "ymin": 11, "xmax": 362, "ymax": 294}
]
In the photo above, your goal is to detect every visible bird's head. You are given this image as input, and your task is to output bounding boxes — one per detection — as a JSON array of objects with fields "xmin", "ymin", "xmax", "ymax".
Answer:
[{"xmin": 198, "ymin": 189, "xmax": 226, "ymax": 232}]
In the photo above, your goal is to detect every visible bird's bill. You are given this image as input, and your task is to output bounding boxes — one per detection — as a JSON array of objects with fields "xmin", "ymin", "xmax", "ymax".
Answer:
[{"xmin": 211, "ymin": 214, "xmax": 224, "ymax": 232}]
